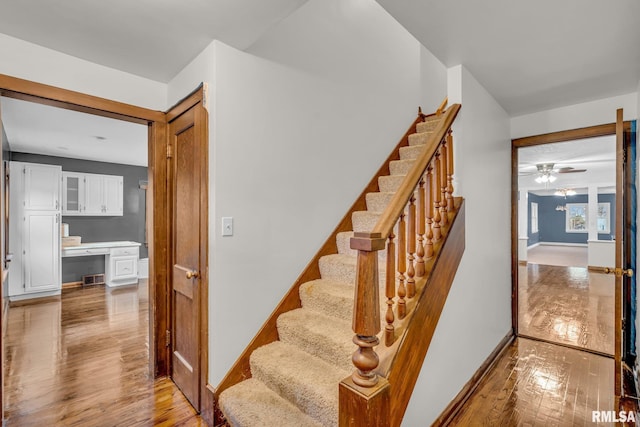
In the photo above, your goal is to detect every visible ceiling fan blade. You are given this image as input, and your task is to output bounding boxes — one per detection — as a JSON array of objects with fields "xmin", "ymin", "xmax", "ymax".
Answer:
[{"xmin": 557, "ymin": 167, "xmax": 587, "ymax": 173}]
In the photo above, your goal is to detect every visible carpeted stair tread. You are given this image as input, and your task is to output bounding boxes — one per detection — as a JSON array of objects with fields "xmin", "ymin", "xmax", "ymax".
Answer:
[
  {"xmin": 319, "ymin": 253, "xmax": 357, "ymax": 283},
  {"xmin": 277, "ymin": 308, "xmax": 355, "ymax": 372},
  {"xmin": 416, "ymin": 117, "xmax": 440, "ymax": 133},
  {"xmin": 299, "ymin": 279, "xmax": 389, "ymax": 323},
  {"xmin": 389, "ymin": 159, "xmax": 416, "ymax": 175},
  {"xmin": 378, "ymin": 174, "xmax": 406, "ymax": 193},
  {"xmin": 407, "ymin": 131, "xmax": 434, "ymax": 147},
  {"xmin": 319, "ymin": 253, "xmax": 384, "ymax": 285},
  {"xmin": 299, "ymin": 279, "xmax": 354, "ymax": 321},
  {"xmin": 366, "ymin": 191, "xmax": 396, "ymax": 212},
  {"xmin": 352, "ymin": 210, "xmax": 383, "ymax": 232},
  {"xmin": 250, "ymin": 341, "xmax": 349, "ymax": 427},
  {"xmin": 336, "ymin": 231, "xmax": 356, "ymax": 256},
  {"xmin": 399, "ymin": 144, "xmax": 426, "ymax": 160},
  {"xmin": 219, "ymin": 378, "xmax": 323, "ymax": 427}
]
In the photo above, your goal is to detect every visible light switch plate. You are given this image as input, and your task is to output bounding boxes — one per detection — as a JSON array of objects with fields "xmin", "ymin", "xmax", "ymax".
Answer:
[{"xmin": 222, "ymin": 217, "xmax": 233, "ymax": 236}]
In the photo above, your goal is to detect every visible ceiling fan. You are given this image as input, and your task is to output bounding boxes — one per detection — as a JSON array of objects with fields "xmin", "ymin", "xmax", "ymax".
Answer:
[{"xmin": 519, "ymin": 163, "xmax": 587, "ymax": 183}]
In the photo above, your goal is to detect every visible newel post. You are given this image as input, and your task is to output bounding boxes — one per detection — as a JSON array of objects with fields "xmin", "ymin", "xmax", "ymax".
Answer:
[
  {"xmin": 349, "ymin": 232, "xmax": 385, "ymax": 387},
  {"xmin": 341, "ymin": 227, "xmax": 390, "ymax": 427}
]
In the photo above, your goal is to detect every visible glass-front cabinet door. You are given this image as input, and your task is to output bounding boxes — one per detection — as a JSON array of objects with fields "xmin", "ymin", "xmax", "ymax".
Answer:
[{"xmin": 62, "ymin": 172, "xmax": 85, "ymax": 215}]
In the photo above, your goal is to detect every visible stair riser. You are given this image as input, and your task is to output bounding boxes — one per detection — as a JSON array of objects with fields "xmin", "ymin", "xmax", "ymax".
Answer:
[
  {"xmin": 378, "ymin": 174, "xmax": 405, "ymax": 192},
  {"xmin": 250, "ymin": 343, "xmax": 345, "ymax": 427},
  {"xmin": 389, "ymin": 159, "xmax": 415, "ymax": 175},
  {"xmin": 365, "ymin": 192, "xmax": 395, "ymax": 213},
  {"xmin": 299, "ymin": 282, "xmax": 393, "ymax": 324},
  {"xmin": 277, "ymin": 312, "xmax": 354, "ymax": 372},
  {"xmin": 416, "ymin": 119, "xmax": 439, "ymax": 133},
  {"xmin": 399, "ymin": 144, "xmax": 425, "ymax": 160},
  {"xmin": 319, "ymin": 255, "xmax": 385, "ymax": 285},
  {"xmin": 407, "ymin": 132, "xmax": 433, "ymax": 147}
]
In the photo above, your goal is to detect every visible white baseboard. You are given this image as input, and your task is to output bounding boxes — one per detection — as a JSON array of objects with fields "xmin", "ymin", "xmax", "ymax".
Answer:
[
  {"xmin": 537, "ymin": 242, "xmax": 588, "ymax": 248},
  {"xmin": 527, "ymin": 242, "xmax": 540, "ymax": 249}
]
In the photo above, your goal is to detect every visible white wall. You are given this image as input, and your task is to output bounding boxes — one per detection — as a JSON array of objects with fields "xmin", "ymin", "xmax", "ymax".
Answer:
[
  {"xmin": 402, "ymin": 65, "xmax": 512, "ymax": 426},
  {"xmin": 511, "ymin": 92, "xmax": 638, "ymax": 139},
  {"xmin": 0, "ymin": 33, "xmax": 167, "ymax": 110},
  {"xmin": 167, "ymin": 0, "xmax": 449, "ymax": 386}
]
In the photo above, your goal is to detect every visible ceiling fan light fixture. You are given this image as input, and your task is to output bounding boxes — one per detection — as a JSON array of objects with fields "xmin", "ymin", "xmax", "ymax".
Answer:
[{"xmin": 548, "ymin": 175, "xmax": 557, "ymax": 183}]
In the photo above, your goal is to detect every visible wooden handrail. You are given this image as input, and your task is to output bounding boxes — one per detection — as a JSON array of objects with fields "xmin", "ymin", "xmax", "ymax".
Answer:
[
  {"xmin": 371, "ymin": 104, "xmax": 460, "ymax": 240},
  {"xmin": 436, "ymin": 97, "xmax": 448, "ymax": 116}
]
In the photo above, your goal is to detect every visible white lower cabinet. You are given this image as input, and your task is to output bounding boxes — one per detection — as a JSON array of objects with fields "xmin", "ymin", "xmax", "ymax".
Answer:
[{"xmin": 105, "ymin": 246, "xmax": 139, "ymax": 287}]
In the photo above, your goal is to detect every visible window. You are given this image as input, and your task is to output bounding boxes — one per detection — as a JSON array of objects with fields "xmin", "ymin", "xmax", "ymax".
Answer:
[
  {"xmin": 566, "ymin": 203, "xmax": 587, "ymax": 232},
  {"xmin": 531, "ymin": 202, "xmax": 538, "ymax": 233},
  {"xmin": 597, "ymin": 202, "xmax": 610, "ymax": 234}
]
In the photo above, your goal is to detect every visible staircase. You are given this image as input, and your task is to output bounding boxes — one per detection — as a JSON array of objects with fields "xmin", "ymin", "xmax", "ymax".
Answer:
[{"xmin": 217, "ymin": 102, "xmax": 464, "ymax": 427}]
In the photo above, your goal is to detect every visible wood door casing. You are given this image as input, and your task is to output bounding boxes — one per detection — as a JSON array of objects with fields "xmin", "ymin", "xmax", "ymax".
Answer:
[
  {"xmin": 512, "ymin": 118, "xmax": 635, "ymax": 400},
  {"xmin": 169, "ymin": 104, "xmax": 203, "ymax": 411}
]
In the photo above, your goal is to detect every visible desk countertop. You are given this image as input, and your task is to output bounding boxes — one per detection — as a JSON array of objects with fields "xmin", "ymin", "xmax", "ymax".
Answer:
[
  {"xmin": 62, "ymin": 241, "xmax": 141, "ymax": 257},
  {"xmin": 63, "ymin": 241, "xmax": 141, "ymax": 250}
]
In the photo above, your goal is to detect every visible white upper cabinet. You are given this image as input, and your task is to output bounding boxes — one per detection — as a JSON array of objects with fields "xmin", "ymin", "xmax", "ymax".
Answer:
[
  {"xmin": 24, "ymin": 163, "xmax": 61, "ymax": 211},
  {"xmin": 62, "ymin": 172, "xmax": 85, "ymax": 215},
  {"xmin": 62, "ymin": 172, "xmax": 123, "ymax": 216},
  {"xmin": 102, "ymin": 175, "xmax": 123, "ymax": 216}
]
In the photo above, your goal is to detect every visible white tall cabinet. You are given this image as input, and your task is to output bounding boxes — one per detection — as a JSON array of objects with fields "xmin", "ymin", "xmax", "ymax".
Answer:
[{"xmin": 9, "ymin": 162, "xmax": 62, "ymax": 300}]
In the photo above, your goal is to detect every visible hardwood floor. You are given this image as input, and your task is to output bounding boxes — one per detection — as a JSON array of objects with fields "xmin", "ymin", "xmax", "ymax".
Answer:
[
  {"xmin": 448, "ymin": 337, "xmax": 630, "ymax": 426},
  {"xmin": 518, "ymin": 264, "xmax": 614, "ymax": 355},
  {"xmin": 3, "ymin": 280, "xmax": 205, "ymax": 426}
]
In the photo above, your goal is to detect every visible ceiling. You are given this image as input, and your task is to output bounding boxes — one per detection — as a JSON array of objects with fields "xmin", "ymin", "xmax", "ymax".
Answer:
[
  {"xmin": 376, "ymin": 0, "xmax": 640, "ymax": 116},
  {"xmin": 518, "ymin": 136, "xmax": 616, "ymax": 195},
  {"xmin": 1, "ymin": 97, "xmax": 148, "ymax": 167},
  {"xmin": 0, "ymin": 1, "xmax": 637, "ymax": 116},
  {"xmin": 0, "ymin": 0, "xmax": 309, "ymax": 83}
]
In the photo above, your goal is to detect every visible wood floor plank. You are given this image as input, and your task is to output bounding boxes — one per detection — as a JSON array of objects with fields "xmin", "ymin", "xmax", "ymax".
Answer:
[
  {"xmin": 3, "ymin": 280, "xmax": 205, "ymax": 426},
  {"xmin": 518, "ymin": 264, "xmax": 614, "ymax": 355},
  {"xmin": 447, "ymin": 337, "xmax": 636, "ymax": 426}
]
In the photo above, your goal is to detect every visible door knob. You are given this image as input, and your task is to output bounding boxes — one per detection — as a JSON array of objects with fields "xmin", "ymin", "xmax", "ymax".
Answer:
[
  {"xmin": 186, "ymin": 270, "xmax": 199, "ymax": 279},
  {"xmin": 603, "ymin": 267, "xmax": 634, "ymax": 277}
]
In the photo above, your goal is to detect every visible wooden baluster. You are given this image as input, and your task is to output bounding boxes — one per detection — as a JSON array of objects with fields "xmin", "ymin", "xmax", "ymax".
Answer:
[
  {"xmin": 446, "ymin": 130, "xmax": 455, "ymax": 212},
  {"xmin": 439, "ymin": 141, "xmax": 448, "ymax": 226},
  {"xmin": 424, "ymin": 167, "xmax": 434, "ymax": 259},
  {"xmin": 406, "ymin": 196, "xmax": 416, "ymax": 299},
  {"xmin": 384, "ymin": 233, "xmax": 396, "ymax": 347},
  {"xmin": 396, "ymin": 213, "xmax": 407, "ymax": 319},
  {"xmin": 350, "ymin": 232, "xmax": 385, "ymax": 387},
  {"xmin": 432, "ymin": 152, "xmax": 442, "ymax": 242},
  {"xmin": 415, "ymin": 178, "xmax": 426, "ymax": 277}
]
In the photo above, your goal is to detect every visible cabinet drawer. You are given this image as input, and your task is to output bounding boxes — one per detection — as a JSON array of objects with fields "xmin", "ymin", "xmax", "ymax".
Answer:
[
  {"xmin": 63, "ymin": 247, "xmax": 109, "ymax": 257},
  {"xmin": 110, "ymin": 247, "xmax": 139, "ymax": 257},
  {"xmin": 111, "ymin": 256, "xmax": 138, "ymax": 279}
]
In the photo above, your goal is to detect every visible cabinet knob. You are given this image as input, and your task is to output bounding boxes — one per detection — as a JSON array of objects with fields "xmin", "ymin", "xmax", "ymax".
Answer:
[{"xmin": 186, "ymin": 270, "xmax": 199, "ymax": 279}]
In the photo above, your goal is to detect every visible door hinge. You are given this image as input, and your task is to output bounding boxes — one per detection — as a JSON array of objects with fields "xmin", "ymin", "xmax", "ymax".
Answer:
[
  {"xmin": 165, "ymin": 330, "xmax": 171, "ymax": 347},
  {"xmin": 166, "ymin": 144, "xmax": 173, "ymax": 159}
]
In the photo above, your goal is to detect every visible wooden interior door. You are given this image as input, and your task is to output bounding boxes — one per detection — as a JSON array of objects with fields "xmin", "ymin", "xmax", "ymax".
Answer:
[
  {"xmin": 169, "ymin": 99, "xmax": 206, "ymax": 411},
  {"xmin": 612, "ymin": 108, "xmax": 636, "ymax": 397}
]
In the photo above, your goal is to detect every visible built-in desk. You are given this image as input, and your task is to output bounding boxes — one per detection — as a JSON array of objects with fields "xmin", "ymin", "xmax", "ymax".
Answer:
[{"xmin": 62, "ymin": 241, "xmax": 141, "ymax": 287}]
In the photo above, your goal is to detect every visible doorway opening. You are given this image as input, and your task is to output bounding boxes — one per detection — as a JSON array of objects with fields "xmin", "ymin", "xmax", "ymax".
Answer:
[
  {"xmin": 511, "ymin": 118, "xmax": 637, "ymax": 399},
  {"xmin": 516, "ymin": 136, "xmax": 616, "ymax": 355}
]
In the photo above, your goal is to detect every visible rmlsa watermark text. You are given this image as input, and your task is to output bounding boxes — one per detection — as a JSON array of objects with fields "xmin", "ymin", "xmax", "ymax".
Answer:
[{"xmin": 592, "ymin": 410, "xmax": 638, "ymax": 423}]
